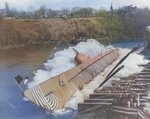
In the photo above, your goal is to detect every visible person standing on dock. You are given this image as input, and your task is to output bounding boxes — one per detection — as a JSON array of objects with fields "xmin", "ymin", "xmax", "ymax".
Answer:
[
  {"xmin": 127, "ymin": 100, "xmax": 130, "ymax": 107},
  {"xmin": 137, "ymin": 94, "xmax": 140, "ymax": 107}
]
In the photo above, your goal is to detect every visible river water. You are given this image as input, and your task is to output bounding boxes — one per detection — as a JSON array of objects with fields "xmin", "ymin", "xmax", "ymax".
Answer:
[
  {"xmin": 0, "ymin": 37, "xmax": 147, "ymax": 119},
  {"xmin": 0, "ymin": 44, "xmax": 57, "ymax": 119}
]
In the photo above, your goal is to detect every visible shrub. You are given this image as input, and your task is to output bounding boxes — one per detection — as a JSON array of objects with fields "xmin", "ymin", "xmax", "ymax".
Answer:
[{"xmin": 0, "ymin": 15, "xmax": 4, "ymax": 23}]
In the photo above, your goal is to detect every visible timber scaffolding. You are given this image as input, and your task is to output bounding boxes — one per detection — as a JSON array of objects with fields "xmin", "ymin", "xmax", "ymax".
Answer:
[{"xmin": 74, "ymin": 63, "xmax": 150, "ymax": 119}]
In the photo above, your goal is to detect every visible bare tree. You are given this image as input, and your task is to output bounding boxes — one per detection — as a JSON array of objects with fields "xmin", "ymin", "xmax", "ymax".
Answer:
[
  {"xmin": 60, "ymin": 7, "xmax": 70, "ymax": 15},
  {"xmin": 73, "ymin": 7, "xmax": 81, "ymax": 16},
  {"xmin": 51, "ymin": 10, "xmax": 59, "ymax": 18},
  {"xmin": 39, "ymin": 5, "xmax": 46, "ymax": 18},
  {"xmin": 9, "ymin": 8, "xmax": 18, "ymax": 17},
  {"xmin": 20, "ymin": 11, "xmax": 27, "ymax": 18},
  {"xmin": 47, "ymin": 9, "xmax": 52, "ymax": 18},
  {"xmin": 71, "ymin": 7, "xmax": 95, "ymax": 17},
  {"xmin": 28, "ymin": 5, "xmax": 35, "ymax": 18},
  {"xmin": 33, "ymin": 10, "xmax": 40, "ymax": 18},
  {"xmin": 5, "ymin": 2, "xmax": 10, "ymax": 17}
]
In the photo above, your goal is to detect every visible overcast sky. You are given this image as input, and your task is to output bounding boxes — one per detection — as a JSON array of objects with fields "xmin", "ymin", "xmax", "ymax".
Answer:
[{"xmin": 0, "ymin": 0, "xmax": 150, "ymax": 11}]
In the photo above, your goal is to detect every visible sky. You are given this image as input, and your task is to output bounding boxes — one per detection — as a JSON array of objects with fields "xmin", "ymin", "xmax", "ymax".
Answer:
[{"xmin": 0, "ymin": 0, "xmax": 150, "ymax": 11}]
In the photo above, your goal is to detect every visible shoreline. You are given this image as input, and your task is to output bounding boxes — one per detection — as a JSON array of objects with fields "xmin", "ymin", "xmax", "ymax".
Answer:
[
  {"xmin": 0, "ymin": 41, "xmax": 58, "ymax": 50},
  {"xmin": 0, "ymin": 36, "xmax": 142, "ymax": 50}
]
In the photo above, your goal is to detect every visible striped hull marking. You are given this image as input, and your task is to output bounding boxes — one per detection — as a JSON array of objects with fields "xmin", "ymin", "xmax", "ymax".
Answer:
[{"xmin": 31, "ymin": 85, "xmax": 58, "ymax": 110}]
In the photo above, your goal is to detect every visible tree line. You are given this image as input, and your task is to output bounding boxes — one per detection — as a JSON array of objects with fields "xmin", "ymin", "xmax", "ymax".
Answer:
[
  {"xmin": 4, "ymin": 2, "xmax": 98, "ymax": 19},
  {"xmin": 115, "ymin": 7, "xmax": 150, "ymax": 37},
  {"xmin": 3, "ymin": 2, "xmax": 150, "ymax": 37}
]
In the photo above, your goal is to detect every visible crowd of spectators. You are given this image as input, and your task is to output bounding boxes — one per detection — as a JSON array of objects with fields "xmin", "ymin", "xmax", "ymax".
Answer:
[{"xmin": 112, "ymin": 93, "xmax": 139, "ymax": 108}]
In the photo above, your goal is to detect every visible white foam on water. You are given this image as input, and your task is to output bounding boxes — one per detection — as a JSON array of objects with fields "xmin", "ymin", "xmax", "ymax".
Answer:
[
  {"xmin": 114, "ymin": 49, "xmax": 148, "ymax": 77},
  {"xmin": 64, "ymin": 48, "xmax": 149, "ymax": 110},
  {"xmin": 26, "ymin": 39, "xmax": 149, "ymax": 115},
  {"xmin": 27, "ymin": 39, "xmax": 111, "ymax": 88}
]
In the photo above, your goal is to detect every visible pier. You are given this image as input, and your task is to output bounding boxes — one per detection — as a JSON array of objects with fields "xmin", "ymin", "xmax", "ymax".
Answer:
[{"xmin": 73, "ymin": 63, "xmax": 150, "ymax": 119}]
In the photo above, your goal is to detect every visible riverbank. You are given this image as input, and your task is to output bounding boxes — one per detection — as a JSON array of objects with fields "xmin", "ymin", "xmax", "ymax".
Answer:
[
  {"xmin": 0, "ymin": 17, "xmax": 138, "ymax": 49},
  {"xmin": 0, "ymin": 36, "xmax": 141, "ymax": 50},
  {"xmin": 0, "ymin": 41, "xmax": 58, "ymax": 50}
]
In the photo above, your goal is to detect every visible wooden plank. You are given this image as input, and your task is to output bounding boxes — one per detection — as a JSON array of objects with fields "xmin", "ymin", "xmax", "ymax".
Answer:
[
  {"xmin": 136, "ymin": 76, "xmax": 150, "ymax": 79},
  {"xmin": 78, "ymin": 102, "xmax": 112, "ymax": 112},
  {"xmin": 84, "ymin": 99, "xmax": 113, "ymax": 103}
]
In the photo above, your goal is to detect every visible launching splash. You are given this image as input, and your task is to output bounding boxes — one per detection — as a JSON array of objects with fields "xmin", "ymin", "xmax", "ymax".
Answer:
[{"xmin": 15, "ymin": 40, "xmax": 120, "ymax": 111}]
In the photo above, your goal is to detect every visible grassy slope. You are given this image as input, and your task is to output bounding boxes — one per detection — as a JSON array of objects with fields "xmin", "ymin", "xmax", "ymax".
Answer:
[{"xmin": 0, "ymin": 16, "xmax": 132, "ymax": 48}]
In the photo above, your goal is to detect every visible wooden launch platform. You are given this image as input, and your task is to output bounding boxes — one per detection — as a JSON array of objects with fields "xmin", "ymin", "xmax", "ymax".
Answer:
[{"xmin": 75, "ymin": 62, "xmax": 150, "ymax": 119}]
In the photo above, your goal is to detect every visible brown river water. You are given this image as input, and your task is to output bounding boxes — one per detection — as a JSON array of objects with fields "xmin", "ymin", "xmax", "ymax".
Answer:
[{"xmin": 0, "ymin": 44, "xmax": 57, "ymax": 119}]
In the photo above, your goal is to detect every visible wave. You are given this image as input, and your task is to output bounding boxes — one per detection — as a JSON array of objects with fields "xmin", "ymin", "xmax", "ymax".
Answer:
[
  {"xmin": 25, "ymin": 39, "xmax": 149, "ymax": 115},
  {"xmin": 64, "ymin": 48, "xmax": 149, "ymax": 110},
  {"xmin": 27, "ymin": 39, "xmax": 113, "ymax": 88}
]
